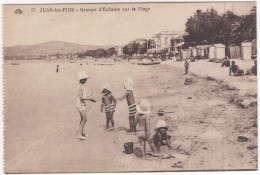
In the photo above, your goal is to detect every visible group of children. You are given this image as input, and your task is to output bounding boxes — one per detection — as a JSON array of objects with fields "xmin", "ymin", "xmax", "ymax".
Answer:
[
  {"xmin": 135, "ymin": 99, "xmax": 173, "ymax": 159},
  {"xmin": 76, "ymin": 71, "xmax": 172, "ymax": 159}
]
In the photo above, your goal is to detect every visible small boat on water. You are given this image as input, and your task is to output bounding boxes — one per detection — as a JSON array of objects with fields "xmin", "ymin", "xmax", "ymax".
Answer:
[
  {"xmin": 132, "ymin": 61, "xmax": 161, "ymax": 65},
  {"xmin": 99, "ymin": 63, "xmax": 115, "ymax": 66},
  {"xmin": 137, "ymin": 61, "xmax": 160, "ymax": 65},
  {"xmin": 11, "ymin": 63, "xmax": 20, "ymax": 65}
]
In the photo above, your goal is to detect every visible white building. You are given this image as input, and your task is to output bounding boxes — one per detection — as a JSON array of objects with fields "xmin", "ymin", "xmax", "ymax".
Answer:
[
  {"xmin": 147, "ymin": 31, "xmax": 188, "ymax": 54},
  {"xmin": 115, "ymin": 46, "xmax": 123, "ymax": 56}
]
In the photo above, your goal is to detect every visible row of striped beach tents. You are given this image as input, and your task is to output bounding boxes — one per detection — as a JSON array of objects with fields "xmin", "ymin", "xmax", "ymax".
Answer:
[
  {"xmin": 227, "ymin": 39, "xmax": 256, "ymax": 60},
  {"xmin": 180, "ymin": 44, "xmax": 225, "ymax": 60},
  {"xmin": 180, "ymin": 39, "xmax": 256, "ymax": 60}
]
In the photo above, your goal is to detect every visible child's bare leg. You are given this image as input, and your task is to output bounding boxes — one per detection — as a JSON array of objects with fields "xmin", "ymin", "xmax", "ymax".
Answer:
[
  {"xmin": 156, "ymin": 133, "xmax": 162, "ymax": 152},
  {"xmin": 149, "ymin": 138, "xmax": 158, "ymax": 153},
  {"xmin": 78, "ymin": 113, "xmax": 86, "ymax": 137},
  {"xmin": 79, "ymin": 111, "xmax": 83, "ymax": 126},
  {"xmin": 166, "ymin": 136, "xmax": 173, "ymax": 149},
  {"xmin": 78, "ymin": 112, "xmax": 82, "ymax": 135},
  {"xmin": 129, "ymin": 116, "xmax": 132, "ymax": 131},
  {"xmin": 129, "ymin": 116, "xmax": 135, "ymax": 131},
  {"xmin": 139, "ymin": 139, "xmax": 146, "ymax": 159},
  {"xmin": 132, "ymin": 116, "xmax": 137, "ymax": 132},
  {"xmin": 110, "ymin": 111, "xmax": 114, "ymax": 127},
  {"xmin": 106, "ymin": 113, "xmax": 110, "ymax": 129},
  {"xmin": 78, "ymin": 110, "xmax": 87, "ymax": 136}
]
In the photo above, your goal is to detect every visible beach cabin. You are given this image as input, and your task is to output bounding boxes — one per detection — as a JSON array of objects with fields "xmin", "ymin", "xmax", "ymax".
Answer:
[
  {"xmin": 203, "ymin": 45, "xmax": 210, "ymax": 59},
  {"xmin": 180, "ymin": 49, "xmax": 190, "ymax": 60},
  {"xmin": 214, "ymin": 44, "xmax": 225, "ymax": 59},
  {"xmin": 196, "ymin": 45, "xmax": 203, "ymax": 59},
  {"xmin": 252, "ymin": 39, "xmax": 257, "ymax": 56},
  {"xmin": 209, "ymin": 45, "xmax": 215, "ymax": 59},
  {"xmin": 196, "ymin": 45, "xmax": 209, "ymax": 59},
  {"xmin": 227, "ymin": 44, "xmax": 241, "ymax": 59},
  {"xmin": 191, "ymin": 47, "xmax": 197, "ymax": 57},
  {"xmin": 185, "ymin": 49, "xmax": 191, "ymax": 59},
  {"xmin": 241, "ymin": 42, "xmax": 252, "ymax": 60}
]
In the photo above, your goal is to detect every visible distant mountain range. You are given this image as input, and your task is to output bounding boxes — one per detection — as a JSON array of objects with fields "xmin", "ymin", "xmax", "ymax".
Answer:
[{"xmin": 4, "ymin": 41, "xmax": 112, "ymax": 59}]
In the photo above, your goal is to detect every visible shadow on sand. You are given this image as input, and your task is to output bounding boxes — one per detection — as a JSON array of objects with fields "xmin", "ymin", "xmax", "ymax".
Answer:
[
  {"xmin": 116, "ymin": 127, "xmax": 129, "ymax": 132},
  {"xmin": 133, "ymin": 147, "xmax": 143, "ymax": 158},
  {"xmin": 122, "ymin": 147, "xmax": 143, "ymax": 159}
]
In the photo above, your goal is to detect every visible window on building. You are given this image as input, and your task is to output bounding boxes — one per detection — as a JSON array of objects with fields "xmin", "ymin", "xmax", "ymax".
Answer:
[
  {"xmin": 176, "ymin": 39, "xmax": 181, "ymax": 44},
  {"xmin": 165, "ymin": 37, "xmax": 168, "ymax": 44}
]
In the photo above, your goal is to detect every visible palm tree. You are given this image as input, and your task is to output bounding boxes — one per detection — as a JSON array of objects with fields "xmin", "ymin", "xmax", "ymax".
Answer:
[{"xmin": 231, "ymin": 6, "xmax": 256, "ymax": 44}]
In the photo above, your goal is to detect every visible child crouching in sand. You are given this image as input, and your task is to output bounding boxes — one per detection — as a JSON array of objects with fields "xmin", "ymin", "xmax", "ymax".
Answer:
[
  {"xmin": 118, "ymin": 78, "xmax": 137, "ymax": 132},
  {"xmin": 76, "ymin": 71, "xmax": 96, "ymax": 140},
  {"xmin": 152, "ymin": 120, "xmax": 173, "ymax": 152},
  {"xmin": 101, "ymin": 84, "xmax": 117, "ymax": 131},
  {"xmin": 135, "ymin": 99, "xmax": 157, "ymax": 159}
]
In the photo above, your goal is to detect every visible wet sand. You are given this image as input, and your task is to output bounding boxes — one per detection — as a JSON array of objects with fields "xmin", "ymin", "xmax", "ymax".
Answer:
[{"xmin": 4, "ymin": 59, "xmax": 257, "ymax": 173}]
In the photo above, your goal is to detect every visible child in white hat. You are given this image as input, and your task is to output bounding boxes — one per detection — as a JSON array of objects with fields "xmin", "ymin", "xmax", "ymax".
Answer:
[
  {"xmin": 101, "ymin": 84, "xmax": 117, "ymax": 130},
  {"xmin": 135, "ymin": 99, "xmax": 157, "ymax": 159},
  {"xmin": 118, "ymin": 78, "xmax": 137, "ymax": 132},
  {"xmin": 76, "ymin": 71, "xmax": 96, "ymax": 140},
  {"xmin": 152, "ymin": 120, "xmax": 173, "ymax": 152}
]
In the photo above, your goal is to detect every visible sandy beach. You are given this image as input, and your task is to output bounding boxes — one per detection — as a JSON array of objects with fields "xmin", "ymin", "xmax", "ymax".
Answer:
[{"xmin": 4, "ymin": 59, "xmax": 257, "ymax": 173}]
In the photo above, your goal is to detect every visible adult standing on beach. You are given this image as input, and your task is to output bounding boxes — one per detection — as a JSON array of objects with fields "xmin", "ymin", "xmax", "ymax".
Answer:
[
  {"xmin": 184, "ymin": 60, "xmax": 189, "ymax": 75},
  {"xmin": 76, "ymin": 71, "xmax": 96, "ymax": 140},
  {"xmin": 56, "ymin": 65, "xmax": 59, "ymax": 73},
  {"xmin": 252, "ymin": 60, "xmax": 257, "ymax": 75}
]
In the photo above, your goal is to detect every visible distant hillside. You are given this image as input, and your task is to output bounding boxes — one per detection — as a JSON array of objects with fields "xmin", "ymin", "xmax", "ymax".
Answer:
[{"xmin": 4, "ymin": 41, "xmax": 112, "ymax": 59}]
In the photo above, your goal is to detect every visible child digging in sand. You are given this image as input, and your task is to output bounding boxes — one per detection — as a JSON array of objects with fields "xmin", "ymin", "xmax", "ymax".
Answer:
[
  {"xmin": 101, "ymin": 84, "xmax": 117, "ymax": 131},
  {"xmin": 76, "ymin": 71, "xmax": 96, "ymax": 140},
  {"xmin": 152, "ymin": 120, "xmax": 173, "ymax": 152},
  {"xmin": 135, "ymin": 99, "xmax": 157, "ymax": 159},
  {"xmin": 118, "ymin": 78, "xmax": 137, "ymax": 132}
]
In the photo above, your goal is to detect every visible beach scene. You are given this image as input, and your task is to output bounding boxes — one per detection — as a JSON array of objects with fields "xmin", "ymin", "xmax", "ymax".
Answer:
[{"xmin": 3, "ymin": 2, "xmax": 257, "ymax": 173}]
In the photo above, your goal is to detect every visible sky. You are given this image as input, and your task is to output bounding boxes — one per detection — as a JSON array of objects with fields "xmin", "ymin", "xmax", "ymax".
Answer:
[{"xmin": 3, "ymin": 1, "xmax": 256, "ymax": 47}]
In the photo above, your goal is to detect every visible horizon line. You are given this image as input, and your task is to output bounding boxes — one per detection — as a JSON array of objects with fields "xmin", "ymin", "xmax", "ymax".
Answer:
[{"xmin": 4, "ymin": 40, "xmax": 119, "ymax": 48}]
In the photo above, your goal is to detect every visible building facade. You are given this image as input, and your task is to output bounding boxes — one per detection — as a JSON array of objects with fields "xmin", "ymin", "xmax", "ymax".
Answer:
[
  {"xmin": 115, "ymin": 46, "xmax": 123, "ymax": 56},
  {"xmin": 147, "ymin": 31, "xmax": 188, "ymax": 55}
]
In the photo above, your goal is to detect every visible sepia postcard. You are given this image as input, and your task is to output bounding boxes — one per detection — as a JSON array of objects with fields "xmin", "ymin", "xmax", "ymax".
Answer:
[{"xmin": 2, "ymin": 1, "xmax": 257, "ymax": 173}]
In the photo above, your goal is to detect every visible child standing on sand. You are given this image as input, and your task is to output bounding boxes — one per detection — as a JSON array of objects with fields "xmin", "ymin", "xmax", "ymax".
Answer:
[
  {"xmin": 135, "ymin": 99, "xmax": 157, "ymax": 159},
  {"xmin": 76, "ymin": 71, "xmax": 96, "ymax": 140},
  {"xmin": 101, "ymin": 84, "xmax": 117, "ymax": 130},
  {"xmin": 184, "ymin": 60, "xmax": 189, "ymax": 75},
  {"xmin": 56, "ymin": 65, "xmax": 59, "ymax": 73},
  {"xmin": 118, "ymin": 78, "xmax": 137, "ymax": 132}
]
